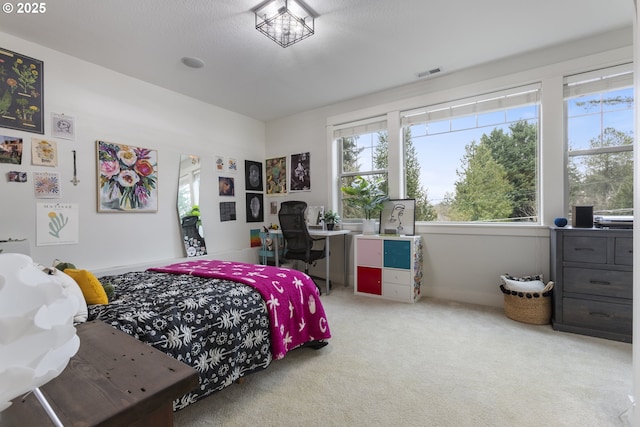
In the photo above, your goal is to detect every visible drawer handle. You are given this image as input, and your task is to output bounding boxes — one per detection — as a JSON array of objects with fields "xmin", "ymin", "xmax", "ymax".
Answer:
[
  {"xmin": 574, "ymin": 247, "xmax": 595, "ymax": 252},
  {"xmin": 589, "ymin": 280, "xmax": 611, "ymax": 286},
  {"xmin": 589, "ymin": 312, "xmax": 612, "ymax": 319}
]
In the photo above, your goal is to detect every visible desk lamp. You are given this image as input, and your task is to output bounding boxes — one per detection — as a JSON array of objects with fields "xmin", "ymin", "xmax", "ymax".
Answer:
[{"xmin": 0, "ymin": 253, "xmax": 80, "ymax": 426}]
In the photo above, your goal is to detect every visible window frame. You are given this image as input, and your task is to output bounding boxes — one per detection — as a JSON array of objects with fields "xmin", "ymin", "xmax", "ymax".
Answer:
[{"xmin": 563, "ymin": 63, "xmax": 634, "ymax": 217}]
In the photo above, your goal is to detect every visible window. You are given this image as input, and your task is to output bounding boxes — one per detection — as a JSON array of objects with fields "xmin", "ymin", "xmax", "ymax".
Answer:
[
  {"xmin": 335, "ymin": 117, "xmax": 388, "ymax": 220},
  {"xmin": 564, "ymin": 63, "xmax": 634, "ymax": 217},
  {"xmin": 400, "ymin": 84, "xmax": 541, "ymax": 223}
]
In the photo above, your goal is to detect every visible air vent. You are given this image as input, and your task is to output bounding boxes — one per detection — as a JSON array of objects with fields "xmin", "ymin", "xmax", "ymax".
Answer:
[{"xmin": 417, "ymin": 67, "xmax": 441, "ymax": 78}]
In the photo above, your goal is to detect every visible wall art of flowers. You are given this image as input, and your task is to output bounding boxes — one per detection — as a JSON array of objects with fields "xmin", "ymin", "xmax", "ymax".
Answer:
[
  {"xmin": 0, "ymin": 47, "xmax": 44, "ymax": 134},
  {"xmin": 33, "ymin": 171, "xmax": 60, "ymax": 199},
  {"xmin": 96, "ymin": 140, "xmax": 158, "ymax": 212},
  {"xmin": 31, "ymin": 138, "xmax": 57, "ymax": 166}
]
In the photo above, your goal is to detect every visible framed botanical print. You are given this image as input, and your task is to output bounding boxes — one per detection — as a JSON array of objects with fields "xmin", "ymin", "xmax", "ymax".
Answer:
[
  {"xmin": 96, "ymin": 140, "xmax": 158, "ymax": 212},
  {"xmin": 379, "ymin": 199, "xmax": 416, "ymax": 235},
  {"xmin": 0, "ymin": 47, "xmax": 44, "ymax": 134}
]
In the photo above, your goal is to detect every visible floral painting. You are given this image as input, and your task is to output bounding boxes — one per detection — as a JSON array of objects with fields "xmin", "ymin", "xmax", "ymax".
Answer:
[
  {"xmin": 33, "ymin": 171, "xmax": 60, "ymax": 198},
  {"xmin": 96, "ymin": 140, "xmax": 158, "ymax": 212},
  {"xmin": 31, "ymin": 138, "xmax": 57, "ymax": 166},
  {"xmin": 0, "ymin": 47, "xmax": 44, "ymax": 134}
]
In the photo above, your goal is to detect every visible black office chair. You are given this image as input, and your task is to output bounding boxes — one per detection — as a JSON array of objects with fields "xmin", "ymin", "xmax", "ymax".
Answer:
[{"xmin": 278, "ymin": 201, "xmax": 326, "ymax": 294}]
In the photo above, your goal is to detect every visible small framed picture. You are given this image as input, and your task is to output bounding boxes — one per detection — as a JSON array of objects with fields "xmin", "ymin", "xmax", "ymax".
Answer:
[{"xmin": 379, "ymin": 199, "xmax": 415, "ymax": 235}]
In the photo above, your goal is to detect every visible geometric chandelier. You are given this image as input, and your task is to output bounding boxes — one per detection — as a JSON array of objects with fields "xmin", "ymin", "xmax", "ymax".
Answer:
[{"xmin": 253, "ymin": 0, "xmax": 316, "ymax": 48}]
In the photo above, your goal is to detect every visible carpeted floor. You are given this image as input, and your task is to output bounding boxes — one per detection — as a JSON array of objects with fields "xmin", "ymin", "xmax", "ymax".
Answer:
[{"xmin": 174, "ymin": 285, "xmax": 632, "ymax": 427}]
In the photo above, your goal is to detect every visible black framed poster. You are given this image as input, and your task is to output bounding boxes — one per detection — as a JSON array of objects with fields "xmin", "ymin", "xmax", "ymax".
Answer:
[{"xmin": 0, "ymin": 47, "xmax": 44, "ymax": 134}]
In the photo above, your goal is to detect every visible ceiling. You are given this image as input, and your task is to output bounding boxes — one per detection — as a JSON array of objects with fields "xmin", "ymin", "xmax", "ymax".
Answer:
[{"xmin": 0, "ymin": 0, "xmax": 634, "ymax": 122}]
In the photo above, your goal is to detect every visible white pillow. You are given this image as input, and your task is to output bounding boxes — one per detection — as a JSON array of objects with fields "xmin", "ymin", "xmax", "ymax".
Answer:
[
  {"xmin": 35, "ymin": 263, "xmax": 88, "ymax": 323},
  {"xmin": 500, "ymin": 275, "xmax": 546, "ymax": 293}
]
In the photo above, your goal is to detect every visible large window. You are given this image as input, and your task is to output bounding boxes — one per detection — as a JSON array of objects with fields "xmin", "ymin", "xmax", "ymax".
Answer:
[
  {"xmin": 564, "ymin": 63, "xmax": 634, "ymax": 217},
  {"xmin": 400, "ymin": 84, "xmax": 541, "ymax": 223},
  {"xmin": 335, "ymin": 117, "xmax": 388, "ymax": 220}
]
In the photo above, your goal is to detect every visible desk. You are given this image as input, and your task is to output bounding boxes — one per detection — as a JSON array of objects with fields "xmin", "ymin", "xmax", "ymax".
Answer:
[
  {"xmin": 267, "ymin": 229, "xmax": 350, "ymax": 295},
  {"xmin": 0, "ymin": 320, "xmax": 199, "ymax": 427}
]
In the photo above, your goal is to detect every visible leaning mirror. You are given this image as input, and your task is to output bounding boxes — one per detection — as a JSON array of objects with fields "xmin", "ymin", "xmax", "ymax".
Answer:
[{"xmin": 177, "ymin": 155, "xmax": 207, "ymax": 257}]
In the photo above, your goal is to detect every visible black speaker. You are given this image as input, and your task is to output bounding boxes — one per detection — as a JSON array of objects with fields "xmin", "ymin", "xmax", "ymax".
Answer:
[{"xmin": 572, "ymin": 205, "xmax": 593, "ymax": 228}]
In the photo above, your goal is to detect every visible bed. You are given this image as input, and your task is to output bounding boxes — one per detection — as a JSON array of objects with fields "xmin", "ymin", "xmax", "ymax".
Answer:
[{"xmin": 88, "ymin": 259, "xmax": 331, "ymax": 410}]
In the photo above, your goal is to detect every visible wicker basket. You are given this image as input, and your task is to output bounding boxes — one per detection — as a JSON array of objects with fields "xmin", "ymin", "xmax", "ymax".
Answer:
[{"xmin": 500, "ymin": 281, "xmax": 554, "ymax": 325}]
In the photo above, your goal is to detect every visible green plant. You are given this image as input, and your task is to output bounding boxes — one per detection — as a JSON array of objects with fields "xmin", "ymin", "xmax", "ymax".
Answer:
[
  {"xmin": 341, "ymin": 176, "xmax": 389, "ymax": 220},
  {"xmin": 322, "ymin": 210, "xmax": 341, "ymax": 224}
]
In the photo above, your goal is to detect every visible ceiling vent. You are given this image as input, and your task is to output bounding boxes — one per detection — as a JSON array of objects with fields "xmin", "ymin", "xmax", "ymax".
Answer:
[{"xmin": 417, "ymin": 67, "xmax": 441, "ymax": 78}]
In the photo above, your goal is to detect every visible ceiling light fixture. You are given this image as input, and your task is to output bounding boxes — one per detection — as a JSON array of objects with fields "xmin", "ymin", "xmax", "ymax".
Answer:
[{"xmin": 253, "ymin": 0, "xmax": 317, "ymax": 48}]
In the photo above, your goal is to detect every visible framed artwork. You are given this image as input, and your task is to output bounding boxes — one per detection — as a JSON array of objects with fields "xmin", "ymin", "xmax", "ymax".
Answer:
[
  {"xmin": 96, "ymin": 140, "xmax": 158, "ymax": 212},
  {"xmin": 218, "ymin": 176, "xmax": 235, "ymax": 196},
  {"xmin": 245, "ymin": 160, "xmax": 263, "ymax": 191},
  {"xmin": 31, "ymin": 138, "xmax": 57, "ymax": 166},
  {"xmin": 51, "ymin": 113, "xmax": 75, "ymax": 140},
  {"xmin": 36, "ymin": 202, "xmax": 79, "ymax": 246},
  {"xmin": 246, "ymin": 192, "xmax": 264, "ymax": 222},
  {"xmin": 0, "ymin": 47, "xmax": 44, "ymax": 134},
  {"xmin": 33, "ymin": 171, "xmax": 61, "ymax": 199},
  {"xmin": 0, "ymin": 135, "xmax": 23, "ymax": 164},
  {"xmin": 265, "ymin": 156, "xmax": 287, "ymax": 195},
  {"xmin": 290, "ymin": 152, "xmax": 310, "ymax": 192},
  {"xmin": 379, "ymin": 199, "xmax": 416, "ymax": 235},
  {"xmin": 220, "ymin": 201, "xmax": 236, "ymax": 221},
  {"xmin": 270, "ymin": 201, "xmax": 278, "ymax": 215}
]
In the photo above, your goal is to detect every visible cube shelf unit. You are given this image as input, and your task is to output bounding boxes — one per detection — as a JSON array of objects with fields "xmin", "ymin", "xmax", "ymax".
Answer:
[{"xmin": 354, "ymin": 234, "xmax": 423, "ymax": 303}]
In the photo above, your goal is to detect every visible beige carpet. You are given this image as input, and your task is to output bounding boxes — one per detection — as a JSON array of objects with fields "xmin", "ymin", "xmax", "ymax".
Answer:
[{"xmin": 174, "ymin": 285, "xmax": 632, "ymax": 427}]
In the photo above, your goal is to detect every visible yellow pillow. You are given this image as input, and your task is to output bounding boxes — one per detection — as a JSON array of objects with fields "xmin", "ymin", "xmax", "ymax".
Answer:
[{"xmin": 64, "ymin": 268, "xmax": 108, "ymax": 305}]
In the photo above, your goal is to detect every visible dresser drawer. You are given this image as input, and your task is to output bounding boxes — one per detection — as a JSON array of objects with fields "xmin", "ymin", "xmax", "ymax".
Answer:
[
  {"xmin": 615, "ymin": 237, "xmax": 633, "ymax": 265},
  {"xmin": 563, "ymin": 236, "xmax": 607, "ymax": 264},
  {"xmin": 383, "ymin": 268, "xmax": 411, "ymax": 285},
  {"xmin": 383, "ymin": 282, "xmax": 412, "ymax": 301},
  {"xmin": 563, "ymin": 297, "xmax": 632, "ymax": 335},
  {"xmin": 563, "ymin": 267, "xmax": 632, "ymax": 299}
]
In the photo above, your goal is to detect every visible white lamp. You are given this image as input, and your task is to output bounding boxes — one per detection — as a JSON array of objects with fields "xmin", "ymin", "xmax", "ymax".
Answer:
[{"xmin": 0, "ymin": 253, "xmax": 80, "ymax": 426}]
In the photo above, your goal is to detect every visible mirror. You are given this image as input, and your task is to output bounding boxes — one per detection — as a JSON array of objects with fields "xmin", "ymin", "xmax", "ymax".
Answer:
[{"xmin": 177, "ymin": 155, "xmax": 207, "ymax": 257}]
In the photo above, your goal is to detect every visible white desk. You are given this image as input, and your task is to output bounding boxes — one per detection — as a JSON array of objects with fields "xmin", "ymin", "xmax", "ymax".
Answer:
[{"xmin": 267, "ymin": 229, "xmax": 350, "ymax": 295}]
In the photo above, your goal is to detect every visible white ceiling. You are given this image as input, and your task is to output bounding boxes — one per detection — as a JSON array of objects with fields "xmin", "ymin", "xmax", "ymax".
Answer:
[{"xmin": 0, "ymin": 0, "xmax": 634, "ymax": 122}]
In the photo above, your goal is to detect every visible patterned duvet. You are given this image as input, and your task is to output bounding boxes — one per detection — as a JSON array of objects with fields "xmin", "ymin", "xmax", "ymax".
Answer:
[{"xmin": 89, "ymin": 262, "xmax": 331, "ymax": 410}]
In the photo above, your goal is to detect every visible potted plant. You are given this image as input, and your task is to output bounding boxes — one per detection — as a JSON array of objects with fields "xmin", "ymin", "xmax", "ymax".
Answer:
[
  {"xmin": 341, "ymin": 176, "xmax": 389, "ymax": 234},
  {"xmin": 322, "ymin": 210, "xmax": 341, "ymax": 230}
]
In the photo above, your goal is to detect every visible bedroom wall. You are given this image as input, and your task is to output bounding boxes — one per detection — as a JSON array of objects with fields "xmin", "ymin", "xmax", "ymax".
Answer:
[
  {"xmin": 264, "ymin": 27, "xmax": 634, "ymax": 307},
  {"xmin": 0, "ymin": 32, "xmax": 266, "ymax": 271}
]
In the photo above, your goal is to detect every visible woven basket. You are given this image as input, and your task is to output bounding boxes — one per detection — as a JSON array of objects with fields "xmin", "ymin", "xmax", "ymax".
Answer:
[{"xmin": 500, "ymin": 281, "xmax": 554, "ymax": 325}]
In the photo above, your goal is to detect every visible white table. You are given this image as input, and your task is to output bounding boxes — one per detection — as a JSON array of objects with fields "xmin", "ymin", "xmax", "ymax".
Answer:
[{"xmin": 267, "ymin": 229, "xmax": 350, "ymax": 295}]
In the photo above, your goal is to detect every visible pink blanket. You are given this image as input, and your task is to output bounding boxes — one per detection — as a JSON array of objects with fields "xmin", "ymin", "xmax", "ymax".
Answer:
[{"xmin": 149, "ymin": 260, "xmax": 331, "ymax": 359}]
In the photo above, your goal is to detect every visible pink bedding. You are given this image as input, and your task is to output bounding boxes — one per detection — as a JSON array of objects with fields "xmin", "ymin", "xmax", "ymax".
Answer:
[{"xmin": 149, "ymin": 260, "xmax": 331, "ymax": 359}]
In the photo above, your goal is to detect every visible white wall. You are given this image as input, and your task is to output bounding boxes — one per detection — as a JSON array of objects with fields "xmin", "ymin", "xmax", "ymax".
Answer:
[
  {"xmin": 265, "ymin": 27, "xmax": 634, "ymax": 307},
  {"xmin": 0, "ymin": 32, "xmax": 266, "ymax": 271}
]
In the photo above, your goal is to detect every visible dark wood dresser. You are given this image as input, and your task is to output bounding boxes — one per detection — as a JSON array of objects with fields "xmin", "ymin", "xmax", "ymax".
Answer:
[
  {"xmin": 0, "ymin": 320, "xmax": 199, "ymax": 427},
  {"xmin": 550, "ymin": 226, "xmax": 632, "ymax": 343}
]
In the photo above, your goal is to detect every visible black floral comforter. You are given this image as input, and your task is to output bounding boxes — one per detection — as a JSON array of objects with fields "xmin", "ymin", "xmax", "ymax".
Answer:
[{"xmin": 88, "ymin": 270, "xmax": 272, "ymax": 410}]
